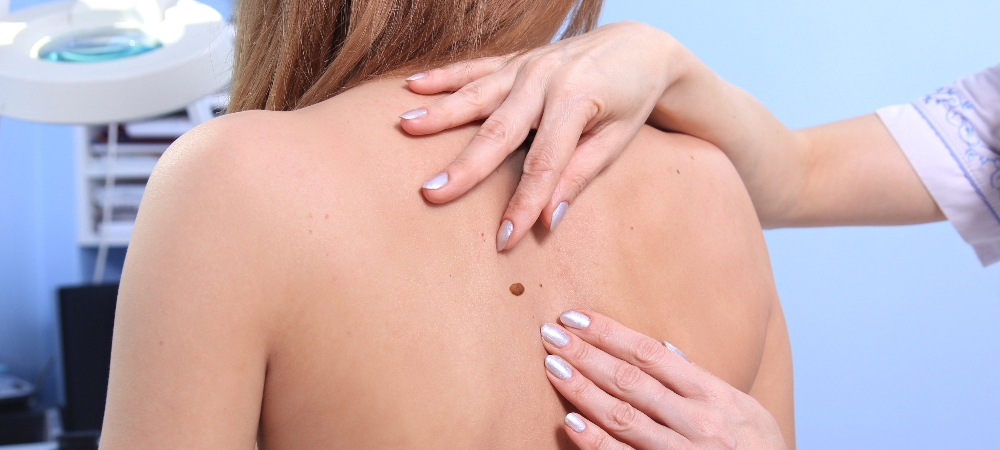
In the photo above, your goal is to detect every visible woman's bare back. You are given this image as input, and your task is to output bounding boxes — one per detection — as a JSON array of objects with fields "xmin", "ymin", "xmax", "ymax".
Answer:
[{"xmin": 101, "ymin": 79, "xmax": 791, "ymax": 449}]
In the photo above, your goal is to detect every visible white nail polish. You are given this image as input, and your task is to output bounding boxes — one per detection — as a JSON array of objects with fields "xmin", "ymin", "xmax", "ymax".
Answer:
[
  {"xmin": 550, "ymin": 201, "xmax": 569, "ymax": 230},
  {"xmin": 541, "ymin": 324, "xmax": 569, "ymax": 347},
  {"xmin": 565, "ymin": 413, "xmax": 587, "ymax": 433},
  {"xmin": 406, "ymin": 72, "xmax": 427, "ymax": 81},
  {"xmin": 560, "ymin": 310, "xmax": 590, "ymax": 329},
  {"xmin": 545, "ymin": 355, "xmax": 572, "ymax": 380},
  {"xmin": 400, "ymin": 108, "xmax": 427, "ymax": 120},
  {"xmin": 422, "ymin": 173, "xmax": 448, "ymax": 190},
  {"xmin": 496, "ymin": 219, "xmax": 513, "ymax": 252},
  {"xmin": 664, "ymin": 341, "xmax": 690, "ymax": 362}
]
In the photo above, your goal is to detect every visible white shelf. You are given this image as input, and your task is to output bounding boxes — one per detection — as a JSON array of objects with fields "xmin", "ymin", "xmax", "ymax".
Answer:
[
  {"xmin": 74, "ymin": 95, "xmax": 225, "ymax": 247},
  {"xmin": 85, "ymin": 156, "xmax": 160, "ymax": 179},
  {"xmin": 90, "ymin": 142, "xmax": 170, "ymax": 155}
]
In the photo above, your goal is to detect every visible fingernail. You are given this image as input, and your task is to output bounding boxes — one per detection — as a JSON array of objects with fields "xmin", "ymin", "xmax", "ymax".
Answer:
[
  {"xmin": 565, "ymin": 413, "xmax": 587, "ymax": 433},
  {"xmin": 559, "ymin": 310, "xmax": 590, "ymax": 329},
  {"xmin": 496, "ymin": 219, "xmax": 513, "ymax": 252},
  {"xmin": 400, "ymin": 108, "xmax": 427, "ymax": 120},
  {"xmin": 406, "ymin": 72, "xmax": 427, "ymax": 81},
  {"xmin": 422, "ymin": 173, "xmax": 448, "ymax": 190},
  {"xmin": 541, "ymin": 324, "xmax": 569, "ymax": 347},
  {"xmin": 550, "ymin": 201, "xmax": 569, "ymax": 230},
  {"xmin": 545, "ymin": 355, "xmax": 572, "ymax": 380},
  {"xmin": 664, "ymin": 341, "xmax": 690, "ymax": 362}
]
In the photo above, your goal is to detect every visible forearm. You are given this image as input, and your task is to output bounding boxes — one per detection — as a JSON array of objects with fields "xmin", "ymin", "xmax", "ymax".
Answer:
[
  {"xmin": 647, "ymin": 40, "xmax": 806, "ymax": 226},
  {"xmin": 788, "ymin": 115, "xmax": 943, "ymax": 227},
  {"xmin": 647, "ymin": 37, "xmax": 942, "ymax": 227}
]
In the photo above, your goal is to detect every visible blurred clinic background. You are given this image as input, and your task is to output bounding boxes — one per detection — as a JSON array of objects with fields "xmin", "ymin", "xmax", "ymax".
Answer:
[{"xmin": 1, "ymin": 0, "xmax": 998, "ymax": 448}]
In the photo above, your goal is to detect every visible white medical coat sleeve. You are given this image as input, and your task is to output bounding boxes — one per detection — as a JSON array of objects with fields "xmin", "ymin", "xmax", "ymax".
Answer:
[{"xmin": 876, "ymin": 64, "xmax": 1000, "ymax": 266}]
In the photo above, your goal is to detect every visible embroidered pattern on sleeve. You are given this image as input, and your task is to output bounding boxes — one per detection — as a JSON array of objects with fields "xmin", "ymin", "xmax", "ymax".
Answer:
[{"xmin": 916, "ymin": 88, "xmax": 1000, "ymax": 225}]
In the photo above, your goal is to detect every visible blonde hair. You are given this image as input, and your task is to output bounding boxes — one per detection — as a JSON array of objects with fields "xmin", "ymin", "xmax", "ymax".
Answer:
[{"xmin": 228, "ymin": 0, "xmax": 602, "ymax": 113}]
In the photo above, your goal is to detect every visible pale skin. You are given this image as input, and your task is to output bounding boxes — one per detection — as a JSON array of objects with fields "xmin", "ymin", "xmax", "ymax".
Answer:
[
  {"xmin": 399, "ymin": 20, "xmax": 945, "ymax": 449},
  {"xmin": 100, "ymin": 78, "xmax": 792, "ymax": 449},
  {"xmin": 403, "ymin": 21, "xmax": 944, "ymax": 231}
]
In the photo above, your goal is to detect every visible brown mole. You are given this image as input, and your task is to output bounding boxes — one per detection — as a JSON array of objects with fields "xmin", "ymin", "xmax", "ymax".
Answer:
[{"xmin": 509, "ymin": 283, "xmax": 525, "ymax": 296}]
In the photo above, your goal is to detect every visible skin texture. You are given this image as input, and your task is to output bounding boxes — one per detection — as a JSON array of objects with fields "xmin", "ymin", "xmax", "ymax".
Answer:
[
  {"xmin": 399, "ymin": 22, "xmax": 945, "ymax": 446},
  {"xmin": 403, "ymin": 21, "xmax": 944, "ymax": 232},
  {"xmin": 99, "ymin": 78, "xmax": 792, "ymax": 449},
  {"xmin": 541, "ymin": 310, "xmax": 791, "ymax": 450}
]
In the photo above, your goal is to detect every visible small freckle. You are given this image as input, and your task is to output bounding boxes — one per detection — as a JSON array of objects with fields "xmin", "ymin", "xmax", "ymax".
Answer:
[
  {"xmin": 630, "ymin": 226, "xmax": 634, "ymax": 230},
  {"xmin": 509, "ymin": 282, "xmax": 525, "ymax": 296},
  {"xmin": 158, "ymin": 340, "xmax": 163, "ymax": 346},
  {"xmin": 539, "ymin": 283, "xmax": 543, "ymax": 288},
  {"xmin": 308, "ymin": 229, "xmax": 313, "ymax": 235},
  {"xmin": 676, "ymin": 169, "xmax": 680, "ymax": 174}
]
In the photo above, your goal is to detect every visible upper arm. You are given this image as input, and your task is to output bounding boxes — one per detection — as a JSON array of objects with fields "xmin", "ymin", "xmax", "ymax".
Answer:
[
  {"xmin": 790, "ymin": 114, "xmax": 944, "ymax": 226},
  {"xmin": 100, "ymin": 113, "xmax": 287, "ymax": 449}
]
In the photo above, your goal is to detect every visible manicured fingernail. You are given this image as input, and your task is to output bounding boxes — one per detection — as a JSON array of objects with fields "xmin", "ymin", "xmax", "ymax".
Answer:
[
  {"xmin": 406, "ymin": 72, "xmax": 427, "ymax": 81},
  {"xmin": 545, "ymin": 355, "xmax": 572, "ymax": 380},
  {"xmin": 541, "ymin": 324, "xmax": 569, "ymax": 347},
  {"xmin": 664, "ymin": 341, "xmax": 690, "ymax": 362},
  {"xmin": 496, "ymin": 219, "xmax": 513, "ymax": 252},
  {"xmin": 422, "ymin": 173, "xmax": 448, "ymax": 190},
  {"xmin": 565, "ymin": 413, "xmax": 587, "ymax": 433},
  {"xmin": 400, "ymin": 108, "xmax": 427, "ymax": 120},
  {"xmin": 560, "ymin": 310, "xmax": 590, "ymax": 329},
  {"xmin": 550, "ymin": 201, "xmax": 569, "ymax": 230}
]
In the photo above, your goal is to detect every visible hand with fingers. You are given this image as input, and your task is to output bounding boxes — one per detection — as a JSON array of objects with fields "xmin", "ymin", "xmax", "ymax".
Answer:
[
  {"xmin": 539, "ymin": 310, "xmax": 789, "ymax": 450},
  {"xmin": 399, "ymin": 21, "xmax": 679, "ymax": 251}
]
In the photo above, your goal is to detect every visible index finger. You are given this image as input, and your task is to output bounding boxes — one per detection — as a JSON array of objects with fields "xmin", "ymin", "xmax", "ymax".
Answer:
[
  {"xmin": 404, "ymin": 56, "xmax": 511, "ymax": 95},
  {"xmin": 558, "ymin": 310, "xmax": 717, "ymax": 399}
]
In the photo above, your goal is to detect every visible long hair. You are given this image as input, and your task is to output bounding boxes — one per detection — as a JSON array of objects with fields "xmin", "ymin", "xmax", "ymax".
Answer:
[{"xmin": 228, "ymin": 0, "xmax": 602, "ymax": 113}]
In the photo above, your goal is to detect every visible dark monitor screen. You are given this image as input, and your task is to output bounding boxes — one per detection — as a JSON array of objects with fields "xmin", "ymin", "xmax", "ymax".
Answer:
[{"xmin": 58, "ymin": 284, "xmax": 118, "ymax": 432}]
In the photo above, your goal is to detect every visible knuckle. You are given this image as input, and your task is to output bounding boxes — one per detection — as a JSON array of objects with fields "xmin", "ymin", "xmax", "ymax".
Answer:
[
  {"xmin": 606, "ymin": 401, "xmax": 639, "ymax": 433},
  {"xmin": 690, "ymin": 409, "xmax": 720, "ymax": 438},
  {"xmin": 523, "ymin": 56, "xmax": 560, "ymax": 80},
  {"xmin": 691, "ymin": 410, "xmax": 735, "ymax": 446},
  {"xmin": 458, "ymin": 61, "xmax": 476, "ymax": 80},
  {"xmin": 459, "ymin": 82, "xmax": 489, "ymax": 109},
  {"xmin": 476, "ymin": 118, "xmax": 512, "ymax": 146},
  {"xmin": 563, "ymin": 171, "xmax": 590, "ymax": 196},
  {"xmin": 592, "ymin": 321, "xmax": 616, "ymax": 347},
  {"xmin": 565, "ymin": 375, "xmax": 591, "ymax": 400},
  {"xmin": 631, "ymin": 338, "xmax": 666, "ymax": 367},
  {"xmin": 568, "ymin": 339, "xmax": 593, "ymax": 364},
  {"xmin": 589, "ymin": 432, "xmax": 616, "ymax": 450},
  {"xmin": 522, "ymin": 143, "xmax": 560, "ymax": 179},
  {"xmin": 611, "ymin": 363, "xmax": 644, "ymax": 394}
]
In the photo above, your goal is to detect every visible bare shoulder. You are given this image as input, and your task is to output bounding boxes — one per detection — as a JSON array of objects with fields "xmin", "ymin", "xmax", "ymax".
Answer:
[{"xmin": 611, "ymin": 125, "xmax": 769, "ymax": 269}]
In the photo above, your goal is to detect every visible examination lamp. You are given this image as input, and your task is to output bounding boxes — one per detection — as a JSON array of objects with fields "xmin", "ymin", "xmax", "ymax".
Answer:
[
  {"xmin": 0, "ymin": 0, "xmax": 231, "ymax": 282},
  {"xmin": 0, "ymin": 0, "xmax": 232, "ymax": 124}
]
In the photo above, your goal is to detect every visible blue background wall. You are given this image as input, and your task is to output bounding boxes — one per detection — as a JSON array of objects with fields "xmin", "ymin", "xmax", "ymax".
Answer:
[
  {"xmin": 598, "ymin": 1, "xmax": 1000, "ymax": 448},
  {"xmin": 0, "ymin": 0, "xmax": 997, "ymax": 448}
]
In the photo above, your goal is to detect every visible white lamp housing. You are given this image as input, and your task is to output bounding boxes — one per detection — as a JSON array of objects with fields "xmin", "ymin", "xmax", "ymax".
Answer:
[{"xmin": 0, "ymin": 0, "xmax": 232, "ymax": 125}]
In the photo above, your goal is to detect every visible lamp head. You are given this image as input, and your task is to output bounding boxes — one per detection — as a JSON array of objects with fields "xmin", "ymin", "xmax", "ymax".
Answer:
[{"xmin": 0, "ymin": 0, "xmax": 231, "ymax": 125}]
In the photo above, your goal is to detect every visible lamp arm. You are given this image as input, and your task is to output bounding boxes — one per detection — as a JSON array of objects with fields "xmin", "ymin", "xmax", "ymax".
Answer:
[
  {"xmin": 157, "ymin": 0, "xmax": 179, "ymax": 11},
  {"xmin": 70, "ymin": 0, "xmax": 179, "ymax": 27}
]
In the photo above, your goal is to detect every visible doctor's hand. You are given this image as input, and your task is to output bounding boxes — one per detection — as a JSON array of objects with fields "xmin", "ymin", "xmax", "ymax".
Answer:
[
  {"xmin": 400, "ymin": 21, "xmax": 677, "ymax": 251},
  {"xmin": 540, "ymin": 310, "xmax": 788, "ymax": 450}
]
